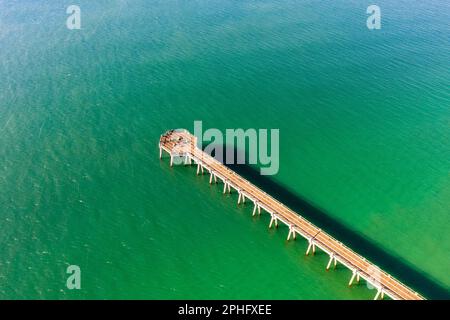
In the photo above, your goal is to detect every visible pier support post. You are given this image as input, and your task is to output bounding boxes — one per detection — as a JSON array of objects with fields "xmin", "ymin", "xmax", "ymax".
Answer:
[
  {"xmin": 269, "ymin": 214, "xmax": 278, "ymax": 228},
  {"xmin": 209, "ymin": 172, "xmax": 213, "ymax": 184},
  {"xmin": 252, "ymin": 202, "xmax": 257, "ymax": 216},
  {"xmin": 374, "ymin": 289, "xmax": 383, "ymax": 300},
  {"xmin": 374, "ymin": 290, "xmax": 380, "ymax": 300},
  {"xmin": 159, "ymin": 147, "xmax": 162, "ymax": 159},
  {"xmin": 238, "ymin": 192, "xmax": 242, "ymax": 204},
  {"xmin": 197, "ymin": 163, "xmax": 200, "ymax": 175},
  {"xmin": 227, "ymin": 183, "xmax": 231, "ymax": 193},
  {"xmin": 258, "ymin": 205, "xmax": 261, "ymax": 215},
  {"xmin": 356, "ymin": 273, "xmax": 360, "ymax": 283},
  {"xmin": 214, "ymin": 174, "xmax": 217, "ymax": 183},
  {"xmin": 223, "ymin": 182, "xmax": 228, "ymax": 194},
  {"xmin": 306, "ymin": 240, "xmax": 313, "ymax": 255},
  {"xmin": 287, "ymin": 226, "xmax": 295, "ymax": 241},
  {"xmin": 170, "ymin": 155, "xmax": 173, "ymax": 167},
  {"xmin": 326, "ymin": 255, "xmax": 334, "ymax": 271},
  {"xmin": 349, "ymin": 271, "xmax": 357, "ymax": 286},
  {"xmin": 306, "ymin": 239, "xmax": 316, "ymax": 255},
  {"xmin": 287, "ymin": 226, "xmax": 296, "ymax": 241},
  {"xmin": 184, "ymin": 155, "xmax": 189, "ymax": 165}
]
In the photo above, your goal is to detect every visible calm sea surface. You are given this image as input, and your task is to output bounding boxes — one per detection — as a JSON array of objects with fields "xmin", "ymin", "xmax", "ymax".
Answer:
[{"xmin": 0, "ymin": 0, "xmax": 449, "ymax": 299}]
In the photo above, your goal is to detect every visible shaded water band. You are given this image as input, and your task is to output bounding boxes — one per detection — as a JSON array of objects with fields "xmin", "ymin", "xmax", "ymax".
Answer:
[{"xmin": 215, "ymin": 146, "xmax": 449, "ymax": 299}]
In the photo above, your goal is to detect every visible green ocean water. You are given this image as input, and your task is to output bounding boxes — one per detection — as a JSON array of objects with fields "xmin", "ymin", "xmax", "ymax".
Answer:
[{"xmin": 0, "ymin": 0, "xmax": 449, "ymax": 299}]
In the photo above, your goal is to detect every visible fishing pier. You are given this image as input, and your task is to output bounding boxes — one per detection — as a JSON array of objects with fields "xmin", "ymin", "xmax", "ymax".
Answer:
[{"xmin": 159, "ymin": 129, "xmax": 424, "ymax": 300}]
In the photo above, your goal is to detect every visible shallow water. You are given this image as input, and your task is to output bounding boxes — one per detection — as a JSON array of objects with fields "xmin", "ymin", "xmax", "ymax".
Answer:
[{"xmin": 0, "ymin": 0, "xmax": 449, "ymax": 299}]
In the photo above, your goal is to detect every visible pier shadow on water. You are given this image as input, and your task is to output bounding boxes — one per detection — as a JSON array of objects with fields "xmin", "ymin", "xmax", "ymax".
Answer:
[{"xmin": 210, "ymin": 146, "xmax": 449, "ymax": 299}]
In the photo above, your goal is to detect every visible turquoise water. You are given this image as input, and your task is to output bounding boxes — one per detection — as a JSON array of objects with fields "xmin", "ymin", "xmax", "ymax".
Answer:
[{"xmin": 0, "ymin": 0, "xmax": 449, "ymax": 299}]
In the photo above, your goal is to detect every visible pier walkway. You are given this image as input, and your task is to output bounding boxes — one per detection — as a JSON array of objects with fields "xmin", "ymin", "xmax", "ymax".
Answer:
[{"xmin": 159, "ymin": 129, "xmax": 424, "ymax": 300}]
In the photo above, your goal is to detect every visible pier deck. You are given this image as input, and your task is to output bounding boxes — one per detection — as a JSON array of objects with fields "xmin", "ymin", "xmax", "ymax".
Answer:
[{"xmin": 159, "ymin": 129, "xmax": 424, "ymax": 300}]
